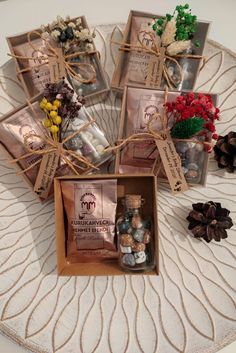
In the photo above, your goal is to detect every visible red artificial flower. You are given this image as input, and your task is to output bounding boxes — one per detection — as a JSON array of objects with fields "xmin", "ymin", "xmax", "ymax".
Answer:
[
  {"xmin": 176, "ymin": 103, "xmax": 185, "ymax": 111},
  {"xmin": 181, "ymin": 110, "xmax": 191, "ymax": 119},
  {"xmin": 206, "ymin": 102, "xmax": 213, "ymax": 110},
  {"xmin": 195, "ymin": 105, "xmax": 204, "ymax": 114},
  {"xmin": 198, "ymin": 92, "xmax": 203, "ymax": 99},
  {"xmin": 164, "ymin": 92, "xmax": 220, "ymax": 141},
  {"xmin": 176, "ymin": 95, "xmax": 184, "ymax": 103},
  {"xmin": 204, "ymin": 144, "xmax": 213, "ymax": 153},
  {"xmin": 204, "ymin": 122, "xmax": 216, "ymax": 133},
  {"xmin": 212, "ymin": 133, "xmax": 218, "ymax": 140}
]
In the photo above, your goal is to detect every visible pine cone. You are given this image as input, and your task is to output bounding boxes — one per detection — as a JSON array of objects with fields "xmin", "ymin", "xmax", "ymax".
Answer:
[
  {"xmin": 187, "ymin": 201, "xmax": 233, "ymax": 242},
  {"xmin": 214, "ymin": 131, "xmax": 236, "ymax": 172}
]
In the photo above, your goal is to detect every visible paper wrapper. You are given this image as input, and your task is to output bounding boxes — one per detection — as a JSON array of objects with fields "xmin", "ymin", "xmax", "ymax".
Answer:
[{"xmin": 61, "ymin": 179, "xmax": 118, "ymax": 262}]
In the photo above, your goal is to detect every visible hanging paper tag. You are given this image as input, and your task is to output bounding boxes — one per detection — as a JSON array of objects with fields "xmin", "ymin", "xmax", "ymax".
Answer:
[
  {"xmin": 146, "ymin": 46, "xmax": 165, "ymax": 87},
  {"xmin": 34, "ymin": 152, "xmax": 59, "ymax": 199},
  {"xmin": 155, "ymin": 134, "xmax": 188, "ymax": 194},
  {"xmin": 48, "ymin": 48, "xmax": 66, "ymax": 83}
]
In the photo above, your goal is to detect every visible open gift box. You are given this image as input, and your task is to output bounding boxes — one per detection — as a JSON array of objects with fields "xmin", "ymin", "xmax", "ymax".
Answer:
[
  {"xmin": 0, "ymin": 89, "xmax": 112, "ymax": 200},
  {"xmin": 54, "ymin": 174, "xmax": 159, "ymax": 276},
  {"xmin": 7, "ymin": 16, "xmax": 109, "ymax": 105},
  {"xmin": 111, "ymin": 10, "xmax": 210, "ymax": 93},
  {"xmin": 115, "ymin": 85, "xmax": 218, "ymax": 187}
]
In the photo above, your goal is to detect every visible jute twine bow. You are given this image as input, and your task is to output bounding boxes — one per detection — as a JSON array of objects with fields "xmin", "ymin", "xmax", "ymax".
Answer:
[
  {"xmin": 10, "ymin": 99, "xmax": 99, "ymax": 176},
  {"xmin": 9, "ymin": 30, "xmax": 97, "ymax": 84},
  {"xmin": 112, "ymin": 30, "xmax": 206, "ymax": 88}
]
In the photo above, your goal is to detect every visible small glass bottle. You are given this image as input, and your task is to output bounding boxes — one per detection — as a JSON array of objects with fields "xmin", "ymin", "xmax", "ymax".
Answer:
[{"xmin": 116, "ymin": 194, "xmax": 155, "ymax": 272}]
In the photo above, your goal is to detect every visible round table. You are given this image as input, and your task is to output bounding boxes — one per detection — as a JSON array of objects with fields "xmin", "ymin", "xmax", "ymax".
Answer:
[{"xmin": 0, "ymin": 18, "xmax": 236, "ymax": 353}]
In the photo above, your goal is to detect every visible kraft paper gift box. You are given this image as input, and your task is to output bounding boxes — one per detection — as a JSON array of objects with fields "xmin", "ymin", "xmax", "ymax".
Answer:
[
  {"xmin": 54, "ymin": 174, "xmax": 159, "ymax": 276},
  {"xmin": 0, "ymin": 93, "xmax": 112, "ymax": 200},
  {"xmin": 7, "ymin": 16, "xmax": 109, "ymax": 105},
  {"xmin": 111, "ymin": 10, "xmax": 210, "ymax": 93},
  {"xmin": 115, "ymin": 85, "xmax": 218, "ymax": 187}
]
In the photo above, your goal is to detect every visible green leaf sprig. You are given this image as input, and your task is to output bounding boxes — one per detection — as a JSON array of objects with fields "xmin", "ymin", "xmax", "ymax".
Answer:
[
  {"xmin": 171, "ymin": 117, "xmax": 204, "ymax": 139},
  {"xmin": 152, "ymin": 4, "xmax": 200, "ymax": 47}
]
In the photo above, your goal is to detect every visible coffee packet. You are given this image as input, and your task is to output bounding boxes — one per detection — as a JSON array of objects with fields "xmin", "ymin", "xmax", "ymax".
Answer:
[
  {"xmin": 61, "ymin": 179, "xmax": 118, "ymax": 262},
  {"xmin": 120, "ymin": 16, "xmax": 159, "ymax": 87},
  {"xmin": 119, "ymin": 86, "xmax": 179, "ymax": 173},
  {"xmin": 14, "ymin": 38, "xmax": 50, "ymax": 97}
]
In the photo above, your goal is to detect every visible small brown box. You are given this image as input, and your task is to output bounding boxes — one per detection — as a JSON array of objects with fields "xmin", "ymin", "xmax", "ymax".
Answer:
[
  {"xmin": 115, "ymin": 85, "xmax": 218, "ymax": 187},
  {"xmin": 54, "ymin": 174, "xmax": 159, "ymax": 276},
  {"xmin": 0, "ymin": 93, "xmax": 112, "ymax": 200},
  {"xmin": 7, "ymin": 16, "xmax": 109, "ymax": 105},
  {"xmin": 111, "ymin": 10, "xmax": 210, "ymax": 93}
]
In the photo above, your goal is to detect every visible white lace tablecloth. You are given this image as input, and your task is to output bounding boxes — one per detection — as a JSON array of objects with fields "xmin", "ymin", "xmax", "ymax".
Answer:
[{"xmin": 0, "ymin": 24, "xmax": 236, "ymax": 353}]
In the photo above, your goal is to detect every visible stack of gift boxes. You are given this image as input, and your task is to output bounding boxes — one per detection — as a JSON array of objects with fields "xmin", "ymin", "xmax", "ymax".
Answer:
[{"xmin": 0, "ymin": 6, "xmax": 226, "ymax": 275}]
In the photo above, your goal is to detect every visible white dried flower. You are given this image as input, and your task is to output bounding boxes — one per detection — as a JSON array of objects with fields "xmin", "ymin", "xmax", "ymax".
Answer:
[
  {"xmin": 41, "ymin": 31, "xmax": 50, "ymax": 40},
  {"xmin": 86, "ymin": 43, "xmax": 93, "ymax": 50},
  {"xmin": 74, "ymin": 30, "xmax": 81, "ymax": 38},
  {"xmin": 76, "ymin": 18, "xmax": 82, "ymax": 26},
  {"xmin": 57, "ymin": 15, "xmax": 63, "ymax": 23},
  {"xmin": 68, "ymin": 22, "xmax": 76, "ymax": 28},
  {"xmin": 51, "ymin": 20, "xmax": 58, "ymax": 28},
  {"xmin": 166, "ymin": 40, "xmax": 191, "ymax": 56},
  {"xmin": 80, "ymin": 28, "xmax": 90, "ymax": 41},
  {"xmin": 64, "ymin": 42, "xmax": 70, "ymax": 51},
  {"xmin": 161, "ymin": 18, "xmax": 176, "ymax": 47},
  {"xmin": 66, "ymin": 15, "xmax": 71, "ymax": 21},
  {"xmin": 51, "ymin": 30, "xmax": 61, "ymax": 40}
]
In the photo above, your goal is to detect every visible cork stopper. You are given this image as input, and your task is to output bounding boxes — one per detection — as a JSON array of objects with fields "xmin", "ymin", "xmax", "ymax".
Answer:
[{"xmin": 125, "ymin": 194, "xmax": 142, "ymax": 209}]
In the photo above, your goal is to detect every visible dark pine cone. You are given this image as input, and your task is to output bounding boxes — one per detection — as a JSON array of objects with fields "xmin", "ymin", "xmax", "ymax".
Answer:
[
  {"xmin": 214, "ymin": 131, "xmax": 236, "ymax": 173},
  {"xmin": 187, "ymin": 201, "xmax": 233, "ymax": 242}
]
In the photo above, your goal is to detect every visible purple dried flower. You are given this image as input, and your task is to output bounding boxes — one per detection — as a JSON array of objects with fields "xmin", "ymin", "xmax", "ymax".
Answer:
[{"xmin": 42, "ymin": 80, "xmax": 85, "ymax": 122}]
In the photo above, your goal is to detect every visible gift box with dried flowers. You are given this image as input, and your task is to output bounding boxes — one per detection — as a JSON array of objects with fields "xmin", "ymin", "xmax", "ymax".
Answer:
[
  {"xmin": 111, "ymin": 7, "xmax": 210, "ymax": 93},
  {"xmin": 114, "ymin": 85, "xmax": 219, "ymax": 188},
  {"xmin": 7, "ymin": 15, "xmax": 109, "ymax": 104},
  {"xmin": 0, "ymin": 80, "xmax": 111, "ymax": 200}
]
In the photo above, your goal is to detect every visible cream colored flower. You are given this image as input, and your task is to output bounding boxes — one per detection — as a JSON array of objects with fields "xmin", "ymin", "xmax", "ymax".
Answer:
[
  {"xmin": 161, "ymin": 18, "xmax": 176, "ymax": 47},
  {"xmin": 166, "ymin": 40, "xmax": 191, "ymax": 56},
  {"xmin": 80, "ymin": 28, "xmax": 90, "ymax": 41},
  {"xmin": 76, "ymin": 18, "xmax": 82, "ymax": 26},
  {"xmin": 41, "ymin": 31, "xmax": 50, "ymax": 40},
  {"xmin": 68, "ymin": 22, "xmax": 76, "ymax": 28},
  {"xmin": 64, "ymin": 42, "xmax": 70, "ymax": 51},
  {"xmin": 74, "ymin": 30, "xmax": 81, "ymax": 38},
  {"xmin": 86, "ymin": 43, "xmax": 93, "ymax": 50},
  {"xmin": 57, "ymin": 15, "xmax": 64, "ymax": 23},
  {"xmin": 51, "ymin": 30, "xmax": 61, "ymax": 40}
]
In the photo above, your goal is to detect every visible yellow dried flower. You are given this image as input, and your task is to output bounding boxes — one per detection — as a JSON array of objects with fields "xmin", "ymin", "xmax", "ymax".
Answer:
[
  {"xmin": 53, "ymin": 116, "xmax": 62, "ymax": 125},
  {"xmin": 45, "ymin": 102, "xmax": 53, "ymax": 111},
  {"xmin": 50, "ymin": 111, "xmax": 58, "ymax": 118},
  {"xmin": 53, "ymin": 99, "xmax": 61, "ymax": 108},
  {"xmin": 50, "ymin": 125, "xmax": 59, "ymax": 133},
  {"xmin": 44, "ymin": 119, "xmax": 52, "ymax": 128}
]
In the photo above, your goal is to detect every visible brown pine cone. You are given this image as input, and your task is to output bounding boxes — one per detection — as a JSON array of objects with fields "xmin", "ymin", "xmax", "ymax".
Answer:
[
  {"xmin": 187, "ymin": 201, "xmax": 233, "ymax": 243},
  {"xmin": 214, "ymin": 131, "xmax": 236, "ymax": 172}
]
